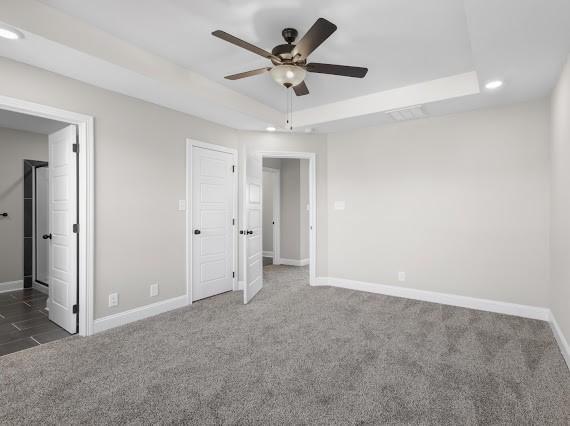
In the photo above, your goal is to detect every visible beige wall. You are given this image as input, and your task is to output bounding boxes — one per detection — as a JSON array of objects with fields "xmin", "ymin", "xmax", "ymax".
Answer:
[
  {"xmin": 0, "ymin": 127, "xmax": 48, "ymax": 283},
  {"xmin": 0, "ymin": 57, "xmax": 239, "ymax": 318},
  {"xmin": 551, "ymin": 56, "xmax": 570, "ymax": 342},
  {"xmin": 327, "ymin": 99, "xmax": 550, "ymax": 307},
  {"xmin": 280, "ymin": 159, "xmax": 301, "ymax": 260}
]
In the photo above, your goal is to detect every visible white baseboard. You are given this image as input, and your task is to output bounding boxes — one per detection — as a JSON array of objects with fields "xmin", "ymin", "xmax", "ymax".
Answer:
[
  {"xmin": 314, "ymin": 276, "xmax": 550, "ymax": 321},
  {"xmin": 280, "ymin": 258, "xmax": 310, "ymax": 267},
  {"xmin": 550, "ymin": 312, "xmax": 570, "ymax": 370},
  {"xmin": 32, "ymin": 282, "xmax": 49, "ymax": 295},
  {"xmin": 0, "ymin": 280, "xmax": 23, "ymax": 293},
  {"xmin": 93, "ymin": 295, "xmax": 188, "ymax": 333},
  {"xmin": 262, "ymin": 251, "xmax": 274, "ymax": 257}
]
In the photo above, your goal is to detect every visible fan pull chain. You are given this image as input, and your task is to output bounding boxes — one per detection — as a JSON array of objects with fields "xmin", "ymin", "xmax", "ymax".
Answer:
[{"xmin": 290, "ymin": 88, "xmax": 294, "ymax": 132}]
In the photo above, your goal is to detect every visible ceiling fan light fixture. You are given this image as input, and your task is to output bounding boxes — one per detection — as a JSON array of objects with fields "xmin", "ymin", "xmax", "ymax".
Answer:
[{"xmin": 270, "ymin": 65, "xmax": 306, "ymax": 88}]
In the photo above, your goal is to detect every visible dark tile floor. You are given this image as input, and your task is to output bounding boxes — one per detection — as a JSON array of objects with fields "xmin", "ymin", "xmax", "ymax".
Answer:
[{"xmin": 0, "ymin": 288, "xmax": 72, "ymax": 356}]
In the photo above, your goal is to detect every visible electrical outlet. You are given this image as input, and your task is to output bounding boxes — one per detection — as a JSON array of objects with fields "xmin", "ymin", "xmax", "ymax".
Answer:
[
  {"xmin": 150, "ymin": 282, "xmax": 159, "ymax": 297},
  {"xmin": 398, "ymin": 272, "xmax": 406, "ymax": 282},
  {"xmin": 108, "ymin": 292, "xmax": 119, "ymax": 307}
]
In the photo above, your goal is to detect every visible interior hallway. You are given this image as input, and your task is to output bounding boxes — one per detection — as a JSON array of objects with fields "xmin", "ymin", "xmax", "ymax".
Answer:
[{"xmin": 1, "ymin": 265, "xmax": 568, "ymax": 424}]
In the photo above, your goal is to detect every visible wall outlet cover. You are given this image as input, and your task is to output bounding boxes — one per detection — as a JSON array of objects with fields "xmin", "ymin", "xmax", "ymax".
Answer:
[
  {"xmin": 398, "ymin": 272, "xmax": 406, "ymax": 282},
  {"xmin": 108, "ymin": 292, "xmax": 119, "ymax": 307},
  {"xmin": 150, "ymin": 282, "xmax": 159, "ymax": 297}
]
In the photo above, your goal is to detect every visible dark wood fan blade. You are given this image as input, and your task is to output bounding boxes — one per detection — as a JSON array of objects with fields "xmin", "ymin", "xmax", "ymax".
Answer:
[
  {"xmin": 293, "ymin": 81, "xmax": 309, "ymax": 96},
  {"xmin": 292, "ymin": 18, "xmax": 337, "ymax": 59},
  {"xmin": 225, "ymin": 67, "xmax": 271, "ymax": 80},
  {"xmin": 306, "ymin": 63, "xmax": 368, "ymax": 78},
  {"xmin": 212, "ymin": 30, "xmax": 280, "ymax": 62}
]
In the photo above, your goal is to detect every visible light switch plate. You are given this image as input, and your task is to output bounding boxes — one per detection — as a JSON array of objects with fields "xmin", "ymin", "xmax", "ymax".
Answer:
[{"xmin": 178, "ymin": 200, "xmax": 186, "ymax": 211}]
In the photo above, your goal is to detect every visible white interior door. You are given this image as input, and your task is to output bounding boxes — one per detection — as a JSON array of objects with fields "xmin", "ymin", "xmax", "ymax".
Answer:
[
  {"xmin": 35, "ymin": 166, "xmax": 49, "ymax": 285},
  {"xmin": 242, "ymin": 149, "xmax": 263, "ymax": 304},
  {"xmin": 48, "ymin": 125, "xmax": 78, "ymax": 333},
  {"xmin": 192, "ymin": 146, "xmax": 235, "ymax": 301}
]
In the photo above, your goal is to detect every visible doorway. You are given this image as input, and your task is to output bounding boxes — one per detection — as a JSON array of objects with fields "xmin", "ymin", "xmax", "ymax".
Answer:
[
  {"xmin": 0, "ymin": 95, "xmax": 95, "ymax": 341},
  {"xmin": 0, "ymin": 111, "xmax": 81, "ymax": 355},
  {"xmin": 241, "ymin": 150, "xmax": 317, "ymax": 304},
  {"xmin": 186, "ymin": 139, "xmax": 238, "ymax": 303}
]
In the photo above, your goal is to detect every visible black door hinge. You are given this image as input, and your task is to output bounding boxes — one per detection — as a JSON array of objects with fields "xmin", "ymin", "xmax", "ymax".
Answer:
[
  {"xmin": 72, "ymin": 143, "xmax": 79, "ymax": 154},
  {"xmin": 72, "ymin": 304, "xmax": 79, "ymax": 314},
  {"xmin": 232, "ymin": 165, "xmax": 236, "ymax": 173},
  {"xmin": 73, "ymin": 223, "xmax": 79, "ymax": 233},
  {"xmin": 232, "ymin": 218, "xmax": 235, "ymax": 225},
  {"xmin": 232, "ymin": 272, "xmax": 235, "ymax": 278}
]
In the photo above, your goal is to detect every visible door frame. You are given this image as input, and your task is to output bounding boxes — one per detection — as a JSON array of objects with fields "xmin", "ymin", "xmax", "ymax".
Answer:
[
  {"xmin": 185, "ymin": 139, "xmax": 238, "ymax": 304},
  {"xmin": 262, "ymin": 167, "xmax": 281, "ymax": 265},
  {"xmin": 259, "ymin": 152, "xmax": 317, "ymax": 286},
  {"xmin": 0, "ymin": 95, "xmax": 95, "ymax": 336}
]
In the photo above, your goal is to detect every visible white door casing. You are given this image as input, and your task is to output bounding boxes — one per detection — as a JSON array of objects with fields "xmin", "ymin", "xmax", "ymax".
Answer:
[
  {"xmin": 48, "ymin": 125, "xmax": 78, "ymax": 333},
  {"xmin": 242, "ymin": 148, "xmax": 263, "ymax": 304},
  {"xmin": 191, "ymin": 145, "xmax": 235, "ymax": 301}
]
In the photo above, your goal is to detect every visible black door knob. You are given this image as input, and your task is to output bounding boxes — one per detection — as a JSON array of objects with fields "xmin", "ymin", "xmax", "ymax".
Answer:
[
  {"xmin": 194, "ymin": 229, "xmax": 201, "ymax": 235},
  {"xmin": 0, "ymin": 212, "xmax": 7, "ymax": 217},
  {"xmin": 246, "ymin": 230, "xmax": 253, "ymax": 235},
  {"xmin": 42, "ymin": 234, "xmax": 52, "ymax": 240}
]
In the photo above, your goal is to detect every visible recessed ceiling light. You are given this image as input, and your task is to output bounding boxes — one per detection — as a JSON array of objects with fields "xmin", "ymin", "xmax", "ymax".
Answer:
[
  {"xmin": 485, "ymin": 80, "xmax": 503, "ymax": 90},
  {"xmin": 0, "ymin": 27, "xmax": 23, "ymax": 40},
  {"xmin": 266, "ymin": 126, "xmax": 276, "ymax": 132}
]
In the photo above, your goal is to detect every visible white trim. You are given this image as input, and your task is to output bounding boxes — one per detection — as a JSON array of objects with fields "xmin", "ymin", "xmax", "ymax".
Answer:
[
  {"xmin": 186, "ymin": 139, "xmax": 239, "ymax": 303},
  {"xmin": 0, "ymin": 280, "xmax": 23, "ymax": 293},
  {"xmin": 550, "ymin": 312, "xmax": 570, "ymax": 370},
  {"xmin": 238, "ymin": 281, "xmax": 245, "ymax": 291},
  {"xmin": 314, "ymin": 276, "xmax": 550, "ymax": 321},
  {"xmin": 32, "ymin": 282, "xmax": 49, "ymax": 295},
  {"xmin": 262, "ymin": 166, "xmax": 281, "ymax": 265},
  {"xmin": 93, "ymin": 295, "xmax": 188, "ymax": 333},
  {"xmin": 0, "ymin": 95, "xmax": 95, "ymax": 336},
  {"xmin": 262, "ymin": 251, "xmax": 274, "ymax": 257},
  {"xmin": 259, "ymin": 151, "xmax": 317, "ymax": 286},
  {"xmin": 280, "ymin": 258, "xmax": 310, "ymax": 267}
]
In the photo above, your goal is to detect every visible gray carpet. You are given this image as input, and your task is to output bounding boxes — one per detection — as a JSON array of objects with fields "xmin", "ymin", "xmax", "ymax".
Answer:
[{"xmin": 1, "ymin": 265, "xmax": 569, "ymax": 425}]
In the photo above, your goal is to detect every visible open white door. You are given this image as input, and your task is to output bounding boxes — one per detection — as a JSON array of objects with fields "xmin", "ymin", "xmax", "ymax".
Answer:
[
  {"xmin": 242, "ymin": 148, "xmax": 263, "ymax": 303},
  {"xmin": 48, "ymin": 125, "xmax": 78, "ymax": 333}
]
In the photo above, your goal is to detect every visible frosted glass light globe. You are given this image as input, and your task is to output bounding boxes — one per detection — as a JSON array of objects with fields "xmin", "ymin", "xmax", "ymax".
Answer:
[{"xmin": 270, "ymin": 65, "xmax": 306, "ymax": 88}]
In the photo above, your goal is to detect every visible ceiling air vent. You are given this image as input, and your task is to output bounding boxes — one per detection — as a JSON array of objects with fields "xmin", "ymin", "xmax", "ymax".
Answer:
[{"xmin": 385, "ymin": 105, "xmax": 427, "ymax": 121}]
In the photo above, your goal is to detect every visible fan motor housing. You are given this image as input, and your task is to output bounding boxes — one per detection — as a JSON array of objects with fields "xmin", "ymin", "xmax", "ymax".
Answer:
[{"xmin": 271, "ymin": 43, "xmax": 306, "ymax": 66}]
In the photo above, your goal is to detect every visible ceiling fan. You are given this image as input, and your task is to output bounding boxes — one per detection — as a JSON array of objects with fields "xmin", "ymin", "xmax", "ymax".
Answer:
[{"xmin": 212, "ymin": 18, "xmax": 368, "ymax": 96}]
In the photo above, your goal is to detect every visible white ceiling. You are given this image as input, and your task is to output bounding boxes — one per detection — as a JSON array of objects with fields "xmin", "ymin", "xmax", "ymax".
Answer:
[
  {"xmin": 1, "ymin": 0, "xmax": 569, "ymax": 132},
  {"xmin": 0, "ymin": 109, "xmax": 67, "ymax": 135},
  {"xmin": 36, "ymin": 0, "xmax": 476, "ymax": 112}
]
